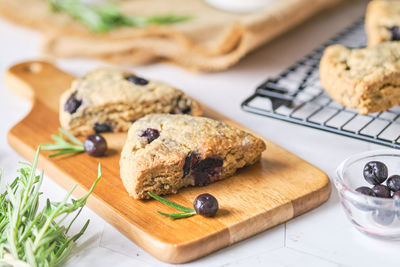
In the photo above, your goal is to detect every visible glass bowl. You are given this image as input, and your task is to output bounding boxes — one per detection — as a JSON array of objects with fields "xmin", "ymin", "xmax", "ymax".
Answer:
[{"xmin": 335, "ymin": 150, "xmax": 400, "ymax": 240}]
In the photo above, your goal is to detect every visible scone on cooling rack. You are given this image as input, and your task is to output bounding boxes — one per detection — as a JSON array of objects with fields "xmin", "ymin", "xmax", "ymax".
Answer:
[{"xmin": 319, "ymin": 43, "xmax": 400, "ymax": 114}]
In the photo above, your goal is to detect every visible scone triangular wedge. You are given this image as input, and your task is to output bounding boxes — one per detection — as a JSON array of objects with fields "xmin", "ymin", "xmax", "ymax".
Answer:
[
  {"xmin": 60, "ymin": 68, "xmax": 202, "ymax": 136},
  {"xmin": 320, "ymin": 43, "xmax": 400, "ymax": 114},
  {"xmin": 120, "ymin": 114, "xmax": 266, "ymax": 199}
]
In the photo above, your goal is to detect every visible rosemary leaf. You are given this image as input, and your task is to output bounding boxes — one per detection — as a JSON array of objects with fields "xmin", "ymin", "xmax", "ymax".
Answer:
[
  {"xmin": 58, "ymin": 128, "xmax": 83, "ymax": 146},
  {"xmin": 157, "ymin": 211, "xmax": 195, "ymax": 220},
  {"xmin": 48, "ymin": 149, "xmax": 82, "ymax": 158},
  {"xmin": 148, "ymin": 192, "xmax": 195, "ymax": 213},
  {"xmin": 0, "ymin": 147, "xmax": 101, "ymax": 266},
  {"xmin": 42, "ymin": 128, "xmax": 85, "ymax": 157},
  {"xmin": 48, "ymin": 0, "xmax": 191, "ymax": 33}
]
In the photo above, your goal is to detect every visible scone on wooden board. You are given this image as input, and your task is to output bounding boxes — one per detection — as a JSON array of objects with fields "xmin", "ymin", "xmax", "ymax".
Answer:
[
  {"xmin": 319, "ymin": 43, "xmax": 400, "ymax": 114},
  {"xmin": 59, "ymin": 68, "xmax": 202, "ymax": 136},
  {"xmin": 366, "ymin": 0, "xmax": 400, "ymax": 46},
  {"xmin": 120, "ymin": 114, "xmax": 266, "ymax": 199}
]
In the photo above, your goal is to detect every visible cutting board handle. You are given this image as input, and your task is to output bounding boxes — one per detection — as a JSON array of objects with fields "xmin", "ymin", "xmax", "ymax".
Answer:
[{"xmin": 5, "ymin": 61, "xmax": 74, "ymax": 111}]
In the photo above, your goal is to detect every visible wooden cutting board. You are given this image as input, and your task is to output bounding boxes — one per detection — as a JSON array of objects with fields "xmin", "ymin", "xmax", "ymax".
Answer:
[{"xmin": 5, "ymin": 61, "xmax": 331, "ymax": 264}]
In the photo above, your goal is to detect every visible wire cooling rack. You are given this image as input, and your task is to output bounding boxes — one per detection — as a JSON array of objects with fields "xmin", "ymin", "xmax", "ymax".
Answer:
[{"xmin": 241, "ymin": 18, "xmax": 400, "ymax": 149}]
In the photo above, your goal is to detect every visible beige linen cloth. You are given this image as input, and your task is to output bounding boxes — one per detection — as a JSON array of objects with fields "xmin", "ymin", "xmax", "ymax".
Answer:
[{"xmin": 0, "ymin": 0, "xmax": 342, "ymax": 71}]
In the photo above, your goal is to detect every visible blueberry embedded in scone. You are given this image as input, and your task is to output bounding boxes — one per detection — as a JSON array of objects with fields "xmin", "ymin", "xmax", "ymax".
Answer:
[
  {"xmin": 120, "ymin": 114, "xmax": 266, "ymax": 199},
  {"xmin": 59, "ymin": 68, "xmax": 202, "ymax": 136}
]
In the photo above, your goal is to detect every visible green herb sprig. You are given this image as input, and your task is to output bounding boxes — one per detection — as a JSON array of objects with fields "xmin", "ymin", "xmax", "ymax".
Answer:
[
  {"xmin": 49, "ymin": 0, "xmax": 191, "ymax": 33},
  {"xmin": 148, "ymin": 192, "xmax": 196, "ymax": 219},
  {"xmin": 41, "ymin": 128, "xmax": 84, "ymax": 157},
  {"xmin": 0, "ymin": 147, "xmax": 101, "ymax": 266}
]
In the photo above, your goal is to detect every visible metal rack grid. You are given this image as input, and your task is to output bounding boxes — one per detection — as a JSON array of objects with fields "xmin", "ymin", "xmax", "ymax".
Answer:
[{"xmin": 241, "ymin": 18, "xmax": 400, "ymax": 149}]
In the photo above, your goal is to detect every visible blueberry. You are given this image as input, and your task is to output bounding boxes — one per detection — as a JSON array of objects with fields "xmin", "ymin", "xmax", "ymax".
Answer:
[
  {"xmin": 140, "ymin": 128, "xmax": 160, "ymax": 143},
  {"xmin": 192, "ymin": 157, "xmax": 223, "ymax": 186},
  {"xmin": 389, "ymin": 26, "xmax": 400, "ymax": 41},
  {"xmin": 176, "ymin": 97, "xmax": 192, "ymax": 114},
  {"xmin": 193, "ymin": 171, "xmax": 211, "ymax": 187},
  {"xmin": 355, "ymin": 187, "xmax": 376, "ymax": 211},
  {"xmin": 393, "ymin": 190, "xmax": 400, "ymax": 200},
  {"xmin": 125, "ymin": 75, "xmax": 149, "ymax": 85},
  {"xmin": 355, "ymin": 186, "xmax": 376, "ymax": 196},
  {"xmin": 84, "ymin": 135, "xmax": 107, "ymax": 157},
  {"xmin": 363, "ymin": 161, "xmax": 388, "ymax": 185},
  {"xmin": 183, "ymin": 153, "xmax": 199, "ymax": 178},
  {"xmin": 372, "ymin": 209, "xmax": 395, "ymax": 226},
  {"xmin": 372, "ymin": 185, "xmax": 391, "ymax": 198},
  {"xmin": 392, "ymin": 191, "xmax": 400, "ymax": 219},
  {"xmin": 193, "ymin": 193, "xmax": 219, "ymax": 217},
  {"xmin": 179, "ymin": 106, "xmax": 191, "ymax": 114},
  {"xmin": 93, "ymin": 122, "xmax": 114, "ymax": 134},
  {"xmin": 387, "ymin": 175, "xmax": 400, "ymax": 192},
  {"xmin": 64, "ymin": 92, "xmax": 82, "ymax": 114},
  {"xmin": 181, "ymin": 154, "xmax": 223, "ymax": 185}
]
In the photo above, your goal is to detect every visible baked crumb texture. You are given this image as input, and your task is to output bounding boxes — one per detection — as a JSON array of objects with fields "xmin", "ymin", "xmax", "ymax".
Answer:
[
  {"xmin": 366, "ymin": 0, "xmax": 400, "ymax": 46},
  {"xmin": 59, "ymin": 68, "xmax": 202, "ymax": 136},
  {"xmin": 120, "ymin": 114, "xmax": 266, "ymax": 199},
  {"xmin": 319, "ymin": 43, "xmax": 400, "ymax": 114}
]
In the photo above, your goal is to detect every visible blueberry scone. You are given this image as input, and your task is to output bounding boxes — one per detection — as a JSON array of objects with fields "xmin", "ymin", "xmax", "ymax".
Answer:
[
  {"xmin": 120, "ymin": 114, "xmax": 266, "ymax": 199},
  {"xmin": 366, "ymin": 0, "xmax": 400, "ymax": 46},
  {"xmin": 319, "ymin": 43, "xmax": 400, "ymax": 114},
  {"xmin": 60, "ymin": 68, "xmax": 202, "ymax": 136}
]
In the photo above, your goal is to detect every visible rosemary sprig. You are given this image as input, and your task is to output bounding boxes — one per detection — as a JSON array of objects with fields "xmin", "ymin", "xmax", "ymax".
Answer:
[
  {"xmin": 42, "ymin": 128, "xmax": 84, "ymax": 157},
  {"xmin": 148, "ymin": 192, "xmax": 196, "ymax": 220},
  {"xmin": 0, "ymin": 146, "xmax": 101, "ymax": 266},
  {"xmin": 48, "ymin": 0, "xmax": 191, "ymax": 33},
  {"xmin": 156, "ymin": 211, "xmax": 195, "ymax": 219}
]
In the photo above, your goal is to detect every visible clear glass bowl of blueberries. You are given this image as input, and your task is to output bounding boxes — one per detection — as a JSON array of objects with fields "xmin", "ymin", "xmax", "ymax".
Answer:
[{"xmin": 335, "ymin": 150, "xmax": 400, "ymax": 240}]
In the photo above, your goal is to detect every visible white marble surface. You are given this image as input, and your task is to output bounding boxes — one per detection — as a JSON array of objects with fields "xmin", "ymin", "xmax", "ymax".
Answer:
[{"xmin": 0, "ymin": 1, "xmax": 397, "ymax": 266}]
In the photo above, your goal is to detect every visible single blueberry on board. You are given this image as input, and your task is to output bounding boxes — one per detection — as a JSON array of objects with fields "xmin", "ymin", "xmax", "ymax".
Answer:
[
  {"xmin": 193, "ymin": 193, "xmax": 219, "ymax": 217},
  {"xmin": 84, "ymin": 135, "xmax": 107, "ymax": 157}
]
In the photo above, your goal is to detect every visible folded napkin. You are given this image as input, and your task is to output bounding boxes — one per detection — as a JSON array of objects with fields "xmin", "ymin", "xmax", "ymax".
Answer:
[{"xmin": 0, "ymin": 0, "xmax": 343, "ymax": 71}]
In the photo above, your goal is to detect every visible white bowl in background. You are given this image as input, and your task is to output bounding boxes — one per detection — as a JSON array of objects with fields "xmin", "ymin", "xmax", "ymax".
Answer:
[{"xmin": 205, "ymin": 0, "xmax": 275, "ymax": 13}]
